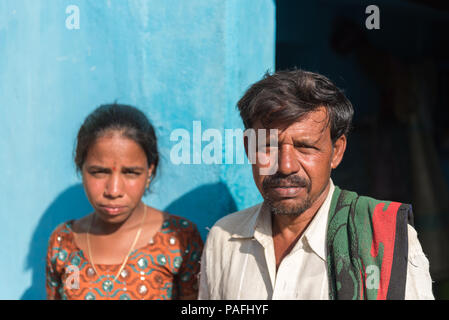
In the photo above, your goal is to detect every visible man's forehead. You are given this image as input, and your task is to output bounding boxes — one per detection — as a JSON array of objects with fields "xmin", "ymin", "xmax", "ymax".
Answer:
[{"xmin": 252, "ymin": 107, "xmax": 330, "ymax": 137}]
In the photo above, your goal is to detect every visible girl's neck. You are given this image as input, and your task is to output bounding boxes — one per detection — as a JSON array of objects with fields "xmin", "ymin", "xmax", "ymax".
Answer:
[{"xmin": 91, "ymin": 203, "xmax": 146, "ymax": 235}]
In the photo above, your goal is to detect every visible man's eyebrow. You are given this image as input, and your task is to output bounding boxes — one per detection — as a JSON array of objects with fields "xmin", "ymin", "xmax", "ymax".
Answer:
[
  {"xmin": 292, "ymin": 128, "xmax": 328, "ymax": 145},
  {"xmin": 292, "ymin": 137, "xmax": 319, "ymax": 145}
]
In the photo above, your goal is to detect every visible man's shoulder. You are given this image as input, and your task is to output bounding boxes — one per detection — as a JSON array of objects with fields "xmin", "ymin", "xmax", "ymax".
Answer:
[
  {"xmin": 337, "ymin": 186, "xmax": 411, "ymax": 208},
  {"xmin": 332, "ymin": 186, "xmax": 414, "ymax": 229},
  {"xmin": 207, "ymin": 203, "xmax": 263, "ymax": 240}
]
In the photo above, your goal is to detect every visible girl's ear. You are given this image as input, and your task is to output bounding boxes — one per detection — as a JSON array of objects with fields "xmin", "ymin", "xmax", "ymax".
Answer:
[
  {"xmin": 146, "ymin": 164, "xmax": 155, "ymax": 188},
  {"xmin": 147, "ymin": 163, "xmax": 155, "ymax": 177}
]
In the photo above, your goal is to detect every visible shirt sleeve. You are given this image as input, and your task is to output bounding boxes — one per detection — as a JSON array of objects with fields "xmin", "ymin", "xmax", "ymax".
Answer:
[
  {"xmin": 198, "ymin": 243, "xmax": 210, "ymax": 300},
  {"xmin": 177, "ymin": 223, "xmax": 204, "ymax": 300},
  {"xmin": 46, "ymin": 225, "xmax": 64, "ymax": 300},
  {"xmin": 405, "ymin": 224, "xmax": 435, "ymax": 300}
]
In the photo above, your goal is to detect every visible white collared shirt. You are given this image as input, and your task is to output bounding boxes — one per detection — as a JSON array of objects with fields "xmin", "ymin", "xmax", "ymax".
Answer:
[{"xmin": 199, "ymin": 180, "xmax": 434, "ymax": 300}]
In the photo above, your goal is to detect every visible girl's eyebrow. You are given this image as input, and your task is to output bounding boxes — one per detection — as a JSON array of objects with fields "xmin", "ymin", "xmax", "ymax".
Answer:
[
  {"xmin": 122, "ymin": 166, "xmax": 145, "ymax": 171},
  {"xmin": 86, "ymin": 165, "xmax": 145, "ymax": 171},
  {"xmin": 86, "ymin": 165, "xmax": 109, "ymax": 171}
]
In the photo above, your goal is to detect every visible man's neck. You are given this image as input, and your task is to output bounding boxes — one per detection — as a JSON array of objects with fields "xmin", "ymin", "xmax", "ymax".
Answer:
[
  {"xmin": 271, "ymin": 181, "xmax": 331, "ymax": 270},
  {"xmin": 271, "ymin": 181, "xmax": 331, "ymax": 241}
]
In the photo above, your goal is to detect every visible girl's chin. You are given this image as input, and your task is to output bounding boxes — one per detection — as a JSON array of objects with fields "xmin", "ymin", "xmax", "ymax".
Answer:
[{"xmin": 95, "ymin": 210, "xmax": 131, "ymax": 224}]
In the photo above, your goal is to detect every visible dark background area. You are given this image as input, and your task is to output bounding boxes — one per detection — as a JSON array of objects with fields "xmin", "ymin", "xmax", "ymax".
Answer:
[{"xmin": 276, "ymin": 0, "xmax": 449, "ymax": 299}]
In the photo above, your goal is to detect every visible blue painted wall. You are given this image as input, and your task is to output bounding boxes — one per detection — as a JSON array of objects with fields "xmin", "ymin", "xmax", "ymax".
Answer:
[{"xmin": 0, "ymin": 0, "xmax": 275, "ymax": 299}]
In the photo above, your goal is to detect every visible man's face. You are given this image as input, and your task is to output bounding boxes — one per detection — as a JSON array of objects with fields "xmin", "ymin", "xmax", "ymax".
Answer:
[{"xmin": 248, "ymin": 107, "xmax": 346, "ymax": 216}]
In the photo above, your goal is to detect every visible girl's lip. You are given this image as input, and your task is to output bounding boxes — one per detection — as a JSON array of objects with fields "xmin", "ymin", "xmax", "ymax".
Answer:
[{"xmin": 99, "ymin": 205, "xmax": 127, "ymax": 215}]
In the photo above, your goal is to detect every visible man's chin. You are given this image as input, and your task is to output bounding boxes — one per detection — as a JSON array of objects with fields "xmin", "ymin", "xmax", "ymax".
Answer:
[{"xmin": 266, "ymin": 198, "xmax": 312, "ymax": 217}]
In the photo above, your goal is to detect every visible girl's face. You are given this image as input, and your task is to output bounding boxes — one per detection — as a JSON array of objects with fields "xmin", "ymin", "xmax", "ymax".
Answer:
[{"xmin": 82, "ymin": 130, "xmax": 153, "ymax": 225}]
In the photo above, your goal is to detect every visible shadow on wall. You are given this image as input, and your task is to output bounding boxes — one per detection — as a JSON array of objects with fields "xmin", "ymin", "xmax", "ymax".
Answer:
[
  {"xmin": 164, "ymin": 182, "xmax": 237, "ymax": 241},
  {"xmin": 20, "ymin": 181, "xmax": 237, "ymax": 299},
  {"xmin": 21, "ymin": 184, "xmax": 92, "ymax": 300}
]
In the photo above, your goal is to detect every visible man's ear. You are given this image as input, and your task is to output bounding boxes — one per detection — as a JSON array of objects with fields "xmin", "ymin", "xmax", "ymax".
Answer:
[
  {"xmin": 244, "ymin": 134, "xmax": 249, "ymax": 158},
  {"xmin": 331, "ymin": 134, "xmax": 347, "ymax": 169}
]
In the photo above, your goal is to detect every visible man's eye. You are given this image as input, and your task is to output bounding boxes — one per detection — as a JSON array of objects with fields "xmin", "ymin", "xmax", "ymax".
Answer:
[
  {"xmin": 295, "ymin": 144, "xmax": 314, "ymax": 150},
  {"xmin": 256, "ymin": 143, "xmax": 277, "ymax": 149},
  {"xmin": 124, "ymin": 171, "xmax": 140, "ymax": 176}
]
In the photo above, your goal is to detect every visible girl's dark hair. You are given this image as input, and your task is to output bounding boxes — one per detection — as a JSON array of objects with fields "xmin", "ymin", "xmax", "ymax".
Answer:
[
  {"xmin": 237, "ymin": 69, "xmax": 354, "ymax": 144},
  {"xmin": 74, "ymin": 103, "xmax": 159, "ymax": 179}
]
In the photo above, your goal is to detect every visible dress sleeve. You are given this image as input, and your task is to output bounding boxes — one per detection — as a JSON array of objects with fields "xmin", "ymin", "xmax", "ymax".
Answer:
[
  {"xmin": 405, "ymin": 224, "xmax": 435, "ymax": 300},
  {"xmin": 46, "ymin": 224, "xmax": 64, "ymax": 300},
  {"xmin": 177, "ymin": 223, "xmax": 204, "ymax": 300}
]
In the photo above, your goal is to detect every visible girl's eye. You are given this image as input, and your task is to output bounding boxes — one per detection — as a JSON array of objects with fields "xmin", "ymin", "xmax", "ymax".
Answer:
[{"xmin": 89, "ymin": 170, "xmax": 108, "ymax": 176}]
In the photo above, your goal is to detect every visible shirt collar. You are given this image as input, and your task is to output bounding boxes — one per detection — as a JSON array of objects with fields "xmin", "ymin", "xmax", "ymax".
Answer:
[
  {"xmin": 302, "ymin": 179, "xmax": 335, "ymax": 262},
  {"xmin": 229, "ymin": 203, "xmax": 264, "ymax": 239},
  {"xmin": 230, "ymin": 179, "xmax": 336, "ymax": 262}
]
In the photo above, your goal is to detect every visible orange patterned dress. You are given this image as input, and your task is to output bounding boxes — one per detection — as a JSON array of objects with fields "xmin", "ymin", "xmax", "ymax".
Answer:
[{"xmin": 46, "ymin": 214, "xmax": 203, "ymax": 300}]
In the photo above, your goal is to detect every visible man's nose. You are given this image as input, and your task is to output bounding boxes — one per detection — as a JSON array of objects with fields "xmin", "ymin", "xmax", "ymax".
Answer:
[
  {"xmin": 277, "ymin": 144, "xmax": 300, "ymax": 175},
  {"xmin": 104, "ymin": 173, "xmax": 124, "ymax": 198}
]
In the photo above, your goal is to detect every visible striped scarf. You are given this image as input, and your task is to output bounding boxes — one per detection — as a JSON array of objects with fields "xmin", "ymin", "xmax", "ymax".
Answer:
[{"xmin": 326, "ymin": 186, "xmax": 413, "ymax": 299}]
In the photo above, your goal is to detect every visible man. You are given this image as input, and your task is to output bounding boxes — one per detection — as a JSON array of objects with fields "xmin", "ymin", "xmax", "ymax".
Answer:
[{"xmin": 198, "ymin": 69, "xmax": 434, "ymax": 300}]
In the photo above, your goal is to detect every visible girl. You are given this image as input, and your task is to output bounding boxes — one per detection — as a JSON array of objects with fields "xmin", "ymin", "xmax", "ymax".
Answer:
[{"xmin": 46, "ymin": 104, "xmax": 203, "ymax": 300}]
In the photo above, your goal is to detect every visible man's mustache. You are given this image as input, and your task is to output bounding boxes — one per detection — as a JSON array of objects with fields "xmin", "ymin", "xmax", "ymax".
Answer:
[{"xmin": 262, "ymin": 173, "xmax": 310, "ymax": 191}]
